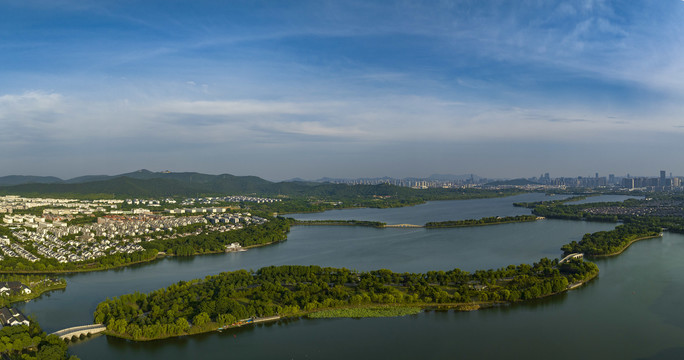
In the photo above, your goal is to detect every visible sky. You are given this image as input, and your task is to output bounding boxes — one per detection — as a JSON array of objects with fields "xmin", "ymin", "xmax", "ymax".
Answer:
[{"xmin": 1, "ymin": 0, "xmax": 684, "ymax": 181}]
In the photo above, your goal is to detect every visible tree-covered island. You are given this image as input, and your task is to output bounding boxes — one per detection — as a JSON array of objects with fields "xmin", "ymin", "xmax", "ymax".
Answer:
[
  {"xmin": 291, "ymin": 220, "xmax": 387, "ymax": 228},
  {"xmin": 425, "ymin": 215, "xmax": 538, "ymax": 228},
  {"xmin": 94, "ymin": 259, "xmax": 597, "ymax": 341}
]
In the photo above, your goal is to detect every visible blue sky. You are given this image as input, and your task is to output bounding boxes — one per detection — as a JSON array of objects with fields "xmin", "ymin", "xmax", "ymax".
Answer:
[{"xmin": 1, "ymin": 0, "xmax": 684, "ymax": 180}]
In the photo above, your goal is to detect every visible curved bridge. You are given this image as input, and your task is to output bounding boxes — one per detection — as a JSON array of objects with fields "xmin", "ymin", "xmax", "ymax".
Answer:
[
  {"xmin": 559, "ymin": 253, "xmax": 584, "ymax": 264},
  {"xmin": 52, "ymin": 324, "xmax": 106, "ymax": 340}
]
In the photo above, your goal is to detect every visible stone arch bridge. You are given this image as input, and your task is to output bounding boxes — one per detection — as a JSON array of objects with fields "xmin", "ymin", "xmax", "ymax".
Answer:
[{"xmin": 52, "ymin": 324, "xmax": 106, "ymax": 341}]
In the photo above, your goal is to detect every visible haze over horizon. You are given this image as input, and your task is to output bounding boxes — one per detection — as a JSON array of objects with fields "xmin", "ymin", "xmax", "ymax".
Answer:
[{"xmin": 2, "ymin": 1, "xmax": 684, "ymax": 181}]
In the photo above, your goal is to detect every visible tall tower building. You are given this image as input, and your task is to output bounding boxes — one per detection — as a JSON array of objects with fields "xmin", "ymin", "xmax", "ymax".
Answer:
[{"xmin": 660, "ymin": 170, "xmax": 666, "ymax": 187}]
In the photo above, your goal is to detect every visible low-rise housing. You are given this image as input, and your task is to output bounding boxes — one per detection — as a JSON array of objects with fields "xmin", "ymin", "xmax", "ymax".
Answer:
[
  {"xmin": 0, "ymin": 307, "xmax": 30, "ymax": 327},
  {"xmin": 0, "ymin": 282, "xmax": 31, "ymax": 296}
]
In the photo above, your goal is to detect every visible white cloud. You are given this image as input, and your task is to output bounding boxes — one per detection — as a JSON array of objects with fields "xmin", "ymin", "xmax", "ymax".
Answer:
[
  {"xmin": 0, "ymin": 91, "xmax": 65, "ymax": 118},
  {"xmin": 150, "ymin": 99, "xmax": 339, "ymax": 116},
  {"xmin": 0, "ymin": 89, "xmax": 679, "ymax": 151}
]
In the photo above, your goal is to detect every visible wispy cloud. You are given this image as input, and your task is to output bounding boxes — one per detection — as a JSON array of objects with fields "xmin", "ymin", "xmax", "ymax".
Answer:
[{"xmin": 2, "ymin": 1, "xmax": 684, "ymax": 178}]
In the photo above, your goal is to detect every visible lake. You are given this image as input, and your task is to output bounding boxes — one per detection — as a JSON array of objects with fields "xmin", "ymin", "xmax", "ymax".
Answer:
[{"xmin": 18, "ymin": 193, "xmax": 681, "ymax": 360}]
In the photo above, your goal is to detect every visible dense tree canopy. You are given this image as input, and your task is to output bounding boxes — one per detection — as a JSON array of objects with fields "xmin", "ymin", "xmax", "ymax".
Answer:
[
  {"xmin": 94, "ymin": 260, "xmax": 597, "ymax": 341},
  {"xmin": 425, "ymin": 215, "xmax": 537, "ymax": 228},
  {"xmin": 0, "ymin": 320, "xmax": 78, "ymax": 360},
  {"xmin": 561, "ymin": 223, "xmax": 661, "ymax": 256}
]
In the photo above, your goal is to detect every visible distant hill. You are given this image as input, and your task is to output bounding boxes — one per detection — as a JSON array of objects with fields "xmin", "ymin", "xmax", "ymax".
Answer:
[
  {"xmin": 485, "ymin": 178, "xmax": 539, "ymax": 186},
  {"xmin": 282, "ymin": 177, "xmax": 308, "ymax": 183},
  {"xmin": 0, "ymin": 170, "xmax": 435, "ymax": 198},
  {"xmin": 0, "ymin": 175, "xmax": 63, "ymax": 186},
  {"xmin": 64, "ymin": 175, "xmax": 116, "ymax": 184},
  {"xmin": 0, "ymin": 169, "xmax": 509, "ymax": 199},
  {"xmin": 0, "ymin": 170, "xmax": 280, "ymax": 198}
]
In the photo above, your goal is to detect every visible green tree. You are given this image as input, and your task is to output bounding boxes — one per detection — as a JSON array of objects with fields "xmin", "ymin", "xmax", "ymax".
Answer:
[{"xmin": 192, "ymin": 312, "xmax": 210, "ymax": 328}]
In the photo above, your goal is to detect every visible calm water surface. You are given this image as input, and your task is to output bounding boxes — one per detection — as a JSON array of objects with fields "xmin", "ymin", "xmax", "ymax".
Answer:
[
  {"xmin": 17, "ymin": 194, "xmax": 681, "ymax": 360},
  {"xmin": 288, "ymin": 193, "xmax": 569, "ymax": 224}
]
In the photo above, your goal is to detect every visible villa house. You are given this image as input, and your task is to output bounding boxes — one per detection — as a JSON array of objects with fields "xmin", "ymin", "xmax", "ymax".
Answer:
[{"xmin": 0, "ymin": 281, "xmax": 32, "ymax": 296}]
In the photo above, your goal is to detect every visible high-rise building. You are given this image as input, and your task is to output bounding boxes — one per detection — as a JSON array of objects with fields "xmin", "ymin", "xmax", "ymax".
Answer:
[
  {"xmin": 622, "ymin": 178, "xmax": 635, "ymax": 189},
  {"xmin": 660, "ymin": 170, "xmax": 666, "ymax": 187}
]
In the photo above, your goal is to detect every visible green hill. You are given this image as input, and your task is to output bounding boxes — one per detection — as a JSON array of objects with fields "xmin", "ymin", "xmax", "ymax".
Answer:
[{"xmin": 0, "ymin": 170, "xmax": 524, "ymax": 201}]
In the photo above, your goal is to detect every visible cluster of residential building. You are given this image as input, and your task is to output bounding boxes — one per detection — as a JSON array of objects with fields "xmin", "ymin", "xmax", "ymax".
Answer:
[
  {"xmin": 585, "ymin": 200, "xmax": 684, "ymax": 217},
  {"xmin": 7, "ymin": 215, "xmax": 210, "ymax": 263},
  {"xmin": 0, "ymin": 195, "xmax": 281, "ymax": 223},
  {"xmin": 92, "ymin": 214, "xmax": 206, "ymax": 235},
  {"xmin": 125, "ymin": 199, "xmax": 163, "ymax": 206},
  {"xmin": 2, "ymin": 214, "xmax": 64, "ymax": 227},
  {"xmin": 166, "ymin": 207, "xmax": 223, "ymax": 214},
  {"xmin": 324, "ymin": 177, "xmax": 484, "ymax": 189},
  {"xmin": 0, "ymin": 236, "xmax": 39, "ymax": 262},
  {"xmin": 0, "ymin": 196, "xmax": 268, "ymax": 264},
  {"xmin": 0, "ymin": 195, "xmax": 118, "ymax": 215},
  {"xmin": 181, "ymin": 195, "xmax": 280, "ymax": 205},
  {"xmin": 6, "ymin": 242, "xmax": 39, "ymax": 262},
  {"xmin": 123, "ymin": 195, "xmax": 280, "ymax": 208},
  {"xmin": 206, "ymin": 213, "xmax": 266, "ymax": 233}
]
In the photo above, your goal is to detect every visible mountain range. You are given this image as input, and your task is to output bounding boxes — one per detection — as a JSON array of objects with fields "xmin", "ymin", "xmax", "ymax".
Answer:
[{"xmin": 0, "ymin": 169, "xmax": 436, "ymax": 198}]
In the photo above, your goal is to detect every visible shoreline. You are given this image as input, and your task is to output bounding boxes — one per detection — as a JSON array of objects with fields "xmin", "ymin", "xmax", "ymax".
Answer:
[
  {"xmin": 588, "ymin": 234, "xmax": 663, "ymax": 258},
  {"xmin": 5, "ymin": 282, "xmax": 67, "ymax": 305}
]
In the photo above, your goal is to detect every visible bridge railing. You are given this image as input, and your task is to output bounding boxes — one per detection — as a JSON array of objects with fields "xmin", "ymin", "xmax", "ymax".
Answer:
[
  {"xmin": 52, "ymin": 324, "xmax": 106, "ymax": 337},
  {"xmin": 558, "ymin": 253, "xmax": 584, "ymax": 265}
]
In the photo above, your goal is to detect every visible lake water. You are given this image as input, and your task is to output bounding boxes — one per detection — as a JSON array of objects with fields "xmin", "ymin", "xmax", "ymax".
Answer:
[
  {"xmin": 17, "ymin": 194, "xmax": 683, "ymax": 360},
  {"xmin": 287, "ymin": 193, "xmax": 569, "ymax": 224}
]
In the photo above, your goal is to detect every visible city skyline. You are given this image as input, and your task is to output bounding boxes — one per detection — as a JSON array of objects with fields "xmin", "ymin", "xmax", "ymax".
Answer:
[
  {"xmin": 2, "ymin": 1, "xmax": 684, "ymax": 180},
  {"xmin": 0, "ymin": 167, "xmax": 679, "ymax": 187}
]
